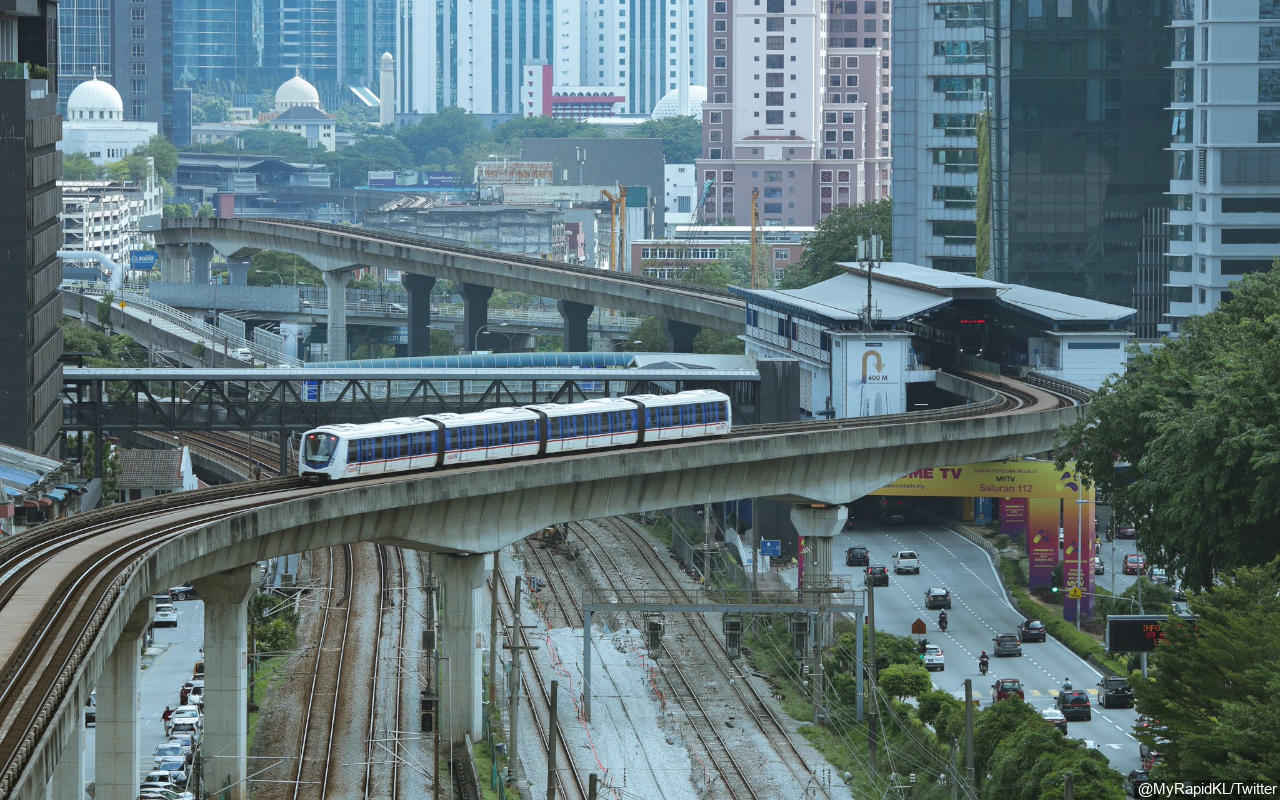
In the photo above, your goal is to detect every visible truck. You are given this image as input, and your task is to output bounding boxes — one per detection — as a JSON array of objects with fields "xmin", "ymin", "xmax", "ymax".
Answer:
[{"xmin": 892, "ymin": 550, "xmax": 921, "ymax": 574}]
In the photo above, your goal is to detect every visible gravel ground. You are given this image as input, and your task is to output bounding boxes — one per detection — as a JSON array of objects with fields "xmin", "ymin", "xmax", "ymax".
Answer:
[{"xmin": 510, "ymin": 519, "xmax": 853, "ymax": 800}]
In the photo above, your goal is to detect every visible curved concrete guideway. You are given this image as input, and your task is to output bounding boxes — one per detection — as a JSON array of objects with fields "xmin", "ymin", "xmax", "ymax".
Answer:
[{"xmin": 10, "ymin": 393, "xmax": 1081, "ymax": 800}]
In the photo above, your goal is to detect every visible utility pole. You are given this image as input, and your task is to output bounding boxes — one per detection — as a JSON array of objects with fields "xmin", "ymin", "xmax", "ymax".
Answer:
[
  {"xmin": 867, "ymin": 582, "xmax": 878, "ymax": 773},
  {"xmin": 750, "ymin": 187, "xmax": 762, "ymax": 289},
  {"xmin": 505, "ymin": 576, "xmax": 539, "ymax": 777},
  {"xmin": 964, "ymin": 679, "xmax": 976, "ymax": 787},
  {"xmin": 546, "ymin": 680, "xmax": 560, "ymax": 800},
  {"xmin": 703, "ymin": 502, "xmax": 712, "ymax": 587},
  {"xmin": 588, "ymin": 774, "xmax": 599, "ymax": 800},
  {"xmin": 949, "ymin": 736, "xmax": 959, "ymax": 800},
  {"xmin": 1064, "ymin": 772, "xmax": 1075, "ymax": 800},
  {"xmin": 854, "ymin": 596, "xmax": 865, "ymax": 721},
  {"xmin": 812, "ymin": 623, "xmax": 825, "ymax": 724},
  {"xmin": 489, "ymin": 553, "xmax": 500, "ymax": 705},
  {"xmin": 857, "ymin": 235, "xmax": 883, "ymax": 330}
]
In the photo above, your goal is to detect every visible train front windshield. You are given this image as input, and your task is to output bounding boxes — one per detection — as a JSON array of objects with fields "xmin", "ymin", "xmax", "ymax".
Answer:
[{"xmin": 304, "ymin": 433, "xmax": 338, "ymax": 465}]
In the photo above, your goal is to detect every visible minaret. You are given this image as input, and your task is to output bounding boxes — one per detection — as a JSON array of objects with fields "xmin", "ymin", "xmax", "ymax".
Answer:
[{"xmin": 379, "ymin": 52, "xmax": 395, "ymax": 126}]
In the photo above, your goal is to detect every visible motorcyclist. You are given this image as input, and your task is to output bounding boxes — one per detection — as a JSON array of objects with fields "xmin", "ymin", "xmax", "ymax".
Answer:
[
  {"xmin": 1062, "ymin": 677, "xmax": 1073, "ymax": 692},
  {"xmin": 978, "ymin": 651, "xmax": 989, "ymax": 673},
  {"xmin": 938, "ymin": 610, "xmax": 948, "ymax": 631}
]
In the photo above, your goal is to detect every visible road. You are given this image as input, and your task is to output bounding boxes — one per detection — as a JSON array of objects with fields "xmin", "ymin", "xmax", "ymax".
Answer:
[
  {"xmin": 84, "ymin": 597, "xmax": 206, "ymax": 794},
  {"xmin": 834, "ymin": 516, "xmax": 1142, "ymax": 775}
]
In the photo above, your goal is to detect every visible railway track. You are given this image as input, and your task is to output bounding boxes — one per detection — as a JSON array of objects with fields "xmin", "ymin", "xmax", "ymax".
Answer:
[
  {"xmin": 0, "ymin": 372, "xmax": 1081, "ymax": 797},
  {"xmin": 366, "ymin": 545, "xmax": 409, "ymax": 800},
  {"xmin": 491, "ymin": 561, "xmax": 590, "ymax": 800}
]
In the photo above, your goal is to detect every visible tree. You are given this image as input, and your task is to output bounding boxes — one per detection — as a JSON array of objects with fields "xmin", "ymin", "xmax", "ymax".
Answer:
[
  {"xmin": 970, "ymin": 696, "xmax": 1039, "ymax": 778},
  {"xmin": 1056, "ymin": 267, "xmax": 1280, "ymax": 589},
  {"xmin": 63, "ymin": 152, "xmax": 104, "ymax": 180},
  {"xmin": 877, "ymin": 662, "xmax": 932, "ymax": 701},
  {"xmin": 777, "ymin": 199, "xmax": 893, "ymax": 289},
  {"xmin": 1131, "ymin": 558, "xmax": 1280, "ymax": 781},
  {"xmin": 492, "ymin": 115, "xmax": 606, "ymax": 145},
  {"xmin": 195, "ymin": 202, "xmax": 216, "ymax": 218},
  {"xmin": 134, "ymin": 135, "xmax": 179, "ymax": 180},
  {"xmin": 249, "ymin": 251, "xmax": 322, "ymax": 286},
  {"xmin": 627, "ymin": 115, "xmax": 703, "ymax": 163},
  {"xmin": 164, "ymin": 203, "xmax": 194, "ymax": 218},
  {"xmin": 622, "ymin": 317, "xmax": 669, "ymax": 351},
  {"xmin": 193, "ymin": 127, "xmax": 314, "ymax": 161},
  {"xmin": 317, "ymin": 135, "xmax": 414, "ymax": 188},
  {"xmin": 192, "ymin": 93, "xmax": 231, "ymax": 124},
  {"xmin": 430, "ymin": 328, "xmax": 456, "ymax": 356},
  {"xmin": 394, "ymin": 107, "xmax": 492, "ymax": 166}
]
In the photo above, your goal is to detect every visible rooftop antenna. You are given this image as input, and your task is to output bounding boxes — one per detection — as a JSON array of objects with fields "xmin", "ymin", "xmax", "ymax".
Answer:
[{"xmin": 856, "ymin": 235, "xmax": 884, "ymax": 331}]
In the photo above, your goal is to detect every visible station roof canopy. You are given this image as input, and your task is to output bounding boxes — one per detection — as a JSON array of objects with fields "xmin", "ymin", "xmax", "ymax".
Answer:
[{"xmin": 730, "ymin": 260, "xmax": 1136, "ymax": 330}]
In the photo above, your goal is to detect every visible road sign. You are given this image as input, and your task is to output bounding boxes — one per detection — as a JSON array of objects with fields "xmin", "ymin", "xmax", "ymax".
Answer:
[
  {"xmin": 911, "ymin": 618, "xmax": 927, "ymax": 635},
  {"xmin": 1067, "ymin": 586, "xmax": 1083, "ymax": 600},
  {"xmin": 1105, "ymin": 613, "xmax": 1199, "ymax": 653},
  {"xmin": 129, "ymin": 249, "xmax": 158, "ymax": 270},
  {"xmin": 759, "ymin": 539, "xmax": 781, "ymax": 557}
]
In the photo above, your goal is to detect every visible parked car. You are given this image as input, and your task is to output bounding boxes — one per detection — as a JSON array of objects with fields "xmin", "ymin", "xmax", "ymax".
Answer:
[
  {"xmin": 187, "ymin": 682, "xmax": 204, "ymax": 708},
  {"xmin": 993, "ymin": 633, "xmax": 1022, "ymax": 657},
  {"xmin": 153, "ymin": 603, "xmax": 178, "ymax": 628},
  {"xmin": 892, "ymin": 550, "xmax": 921, "ymax": 575},
  {"xmin": 153, "ymin": 742, "xmax": 186, "ymax": 770},
  {"xmin": 1116, "ymin": 525, "xmax": 1138, "ymax": 540},
  {"xmin": 865, "ymin": 565, "xmax": 889, "ymax": 587},
  {"xmin": 168, "ymin": 582, "xmax": 199, "ymax": 601},
  {"xmin": 924, "ymin": 587, "xmax": 952, "ymax": 610},
  {"xmin": 233, "ymin": 347, "xmax": 253, "ymax": 361},
  {"xmin": 1122, "ymin": 554, "xmax": 1146, "ymax": 575},
  {"xmin": 1018, "ymin": 619, "xmax": 1047, "ymax": 643},
  {"xmin": 1124, "ymin": 770, "xmax": 1151, "ymax": 797},
  {"xmin": 1056, "ymin": 690, "xmax": 1092, "ymax": 721},
  {"xmin": 845, "ymin": 545, "xmax": 869, "ymax": 567},
  {"xmin": 1094, "ymin": 555, "xmax": 1105, "ymax": 575},
  {"xmin": 139, "ymin": 785, "xmax": 194, "ymax": 800},
  {"xmin": 167, "ymin": 732, "xmax": 196, "ymax": 762},
  {"xmin": 179, "ymin": 680, "xmax": 202, "ymax": 705},
  {"xmin": 1041, "ymin": 707, "xmax": 1068, "ymax": 734},
  {"xmin": 1171, "ymin": 581, "xmax": 1187, "ymax": 601},
  {"xmin": 155, "ymin": 757, "xmax": 189, "ymax": 788},
  {"xmin": 921, "ymin": 644, "xmax": 946, "ymax": 672},
  {"xmin": 1098, "ymin": 676, "xmax": 1135, "ymax": 709},
  {"xmin": 1149, "ymin": 566, "xmax": 1170, "ymax": 584},
  {"xmin": 991, "ymin": 678, "xmax": 1025, "ymax": 701}
]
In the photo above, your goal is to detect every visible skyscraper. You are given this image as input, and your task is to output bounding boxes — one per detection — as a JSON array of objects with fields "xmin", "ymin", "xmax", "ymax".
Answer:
[
  {"xmin": 57, "ymin": 0, "xmax": 111, "ymax": 110},
  {"xmin": 173, "ymin": 0, "xmax": 262, "ymax": 86},
  {"xmin": 110, "ymin": 0, "xmax": 173, "ymax": 134},
  {"xmin": 1164, "ymin": 0, "xmax": 1280, "ymax": 329},
  {"xmin": 0, "ymin": 0, "xmax": 64, "ymax": 456}
]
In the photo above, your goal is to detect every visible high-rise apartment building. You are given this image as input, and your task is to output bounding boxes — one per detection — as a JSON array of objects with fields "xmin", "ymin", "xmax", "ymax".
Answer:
[
  {"xmin": 894, "ymin": 1, "xmax": 1170, "ymax": 336},
  {"xmin": 696, "ymin": 0, "xmax": 891, "ymax": 228},
  {"xmin": 0, "ymin": 0, "xmax": 65, "ymax": 456},
  {"xmin": 1165, "ymin": 0, "xmax": 1280, "ymax": 328},
  {"xmin": 264, "ymin": 0, "xmax": 337, "ymax": 86},
  {"xmin": 110, "ymin": 0, "xmax": 172, "ymax": 134},
  {"xmin": 57, "ymin": 0, "xmax": 110, "ymax": 110}
]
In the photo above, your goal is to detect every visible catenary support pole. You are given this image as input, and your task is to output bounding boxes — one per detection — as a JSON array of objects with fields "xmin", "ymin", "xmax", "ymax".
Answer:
[
  {"xmin": 489, "ymin": 552, "xmax": 500, "ymax": 706},
  {"xmin": 583, "ymin": 608, "xmax": 593, "ymax": 722},
  {"xmin": 965, "ymin": 679, "xmax": 976, "ymax": 787},
  {"xmin": 546, "ymin": 680, "xmax": 560, "ymax": 800},
  {"xmin": 855, "ymin": 596, "xmax": 865, "ymax": 722},
  {"xmin": 867, "ymin": 582, "xmax": 878, "ymax": 774}
]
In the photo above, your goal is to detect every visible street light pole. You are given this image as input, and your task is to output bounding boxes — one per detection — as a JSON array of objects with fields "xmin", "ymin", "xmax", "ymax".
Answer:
[{"xmin": 473, "ymin": 322, "xmax": 512, "ymax": 353}]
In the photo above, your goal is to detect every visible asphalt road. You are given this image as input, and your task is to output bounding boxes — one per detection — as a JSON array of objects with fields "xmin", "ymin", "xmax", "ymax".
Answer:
[{"xmin": 835, "ymin": 516, "xmax": 1143, "ymax": 775}]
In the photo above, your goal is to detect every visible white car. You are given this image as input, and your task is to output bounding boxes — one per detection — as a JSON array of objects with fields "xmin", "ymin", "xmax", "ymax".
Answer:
[
  {"xmin": 921, "ymin": 644, "xmax": 945, "ymax": 671},
  {"xmin": 139, "ymin": 787, "xmax": 194, "ymax": 800},
  {"xmin": 153, "ymin": 604, "xmax": 178, "ymax": 628},
  {"xmin": 187, "ymin": 684, "xmax": 204, "ymax": 707},
  {"xmin": 152, "ymin": 742, "xmax": 185, "ymax": 769},
  {"xmin": 892, "ymin": 550, "xmax": 921, "ymax": 575},
  {"xmin": 233, "ymin": 347, "xmax": 253, "ymax": 361}
]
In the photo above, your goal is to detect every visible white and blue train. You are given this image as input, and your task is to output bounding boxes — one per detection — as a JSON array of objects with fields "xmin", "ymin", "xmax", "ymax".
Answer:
[{"xmin": 299, "ymin": 389, "xmax": 732, "ymax": 481}]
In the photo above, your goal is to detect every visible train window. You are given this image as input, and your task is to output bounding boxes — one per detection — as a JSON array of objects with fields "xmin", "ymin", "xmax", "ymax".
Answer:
[{"xmin": 549, "ymin": 418, "xmax": 560, "ymax": 438}]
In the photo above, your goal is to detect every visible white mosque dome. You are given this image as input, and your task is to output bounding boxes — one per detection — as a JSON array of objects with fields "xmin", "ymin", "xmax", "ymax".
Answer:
[
  {"xmin": 67, "ymin": 76, "xmax": 125, "ymax": 122},
  {"xmin": 650, "ymin": 85, "xmax": 706, "ymax": 120},
  {"xmin": 275, "ymin": 72, "xmax": 322, "ymax": 112},
  {"xmin": 381, "ymin": 52, "xmax": 394, "ymax": 64}
]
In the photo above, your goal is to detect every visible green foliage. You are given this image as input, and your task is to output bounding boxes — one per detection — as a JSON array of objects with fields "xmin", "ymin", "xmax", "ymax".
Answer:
[
  {"xmin": 622, "ymin": 317, "xmax": 669, "ymax": 352},
  {"xmin": 626, "ymin": 115, "xmax": 703, "ymax": 163},
  {"xmin": 193, "ymin": 127, "xmax": 314, "ymax": 161},
  {"xmin": 72, "ymin": 432, "xmax": 122, "ymax": 503},
  {"xmin": 134, "ymin": 135, "xmax": 179, "ymax": 180},
  {"xmin": 192, "ymin": 341, "xmax": 206, "ymax": 358},
  {"xmin": 1056, "ymin": 267, "xmax": 1280, "ymax": 589},
  {"xmin": 250, "ymin": 251, "xmax": 321, "ymax": 286},
  {"xmin": 975, "ymin": 112, "xmax": 991, "ymax": 278},
  {"xmin": 330, "ymin": 104, "xmax": 379, "ymax": 133},
  {"xmin": 692, "ymin": 328, "xmax": 744, "ymax": 355},
  {"xmin": 917, "ymin": 689, "xmax": 963, "ymax": 727},
  {"xmin": 430, "ymin": 328, "xmax": 456, "ymax": 356},
  {"xmin": 492, "ymin": 115, "xmax": 606, "ymax": 144},
  {"xmin": 192, "ymin": 93, "xmax": 231, "ymax": 124},
  {"xmin": 1132, "ymin": 558, "xmax": 1280, "ymax": 781},
  {"xmin": 877, "ymin": 662, "xmax": 932, "ymax": 701},
  {"xmin": 778, "ymin": 200, "xmax": 893, "ymax": 289},
  {"xmin": 395, "ymin": 107, "xmax": 491, "ymax": 167},
  {"xmin": 103, "ymin": 155, "xmax": 152, "ymax": 183},
  {"xmin": 971, "ymin": 696, "xmax": 1038, "ymax": 778},
  {"xmin": 316, "ymin": 135, "xmax": 415, "ymax": 187},
  {"xmin": 195, "ymin": 202, "xmax": 216, "ymax": 218},
  {"xmin": 1095, "ymin": 577, "xmax": 1174, "ymax": 620},
  {"xmin": 97, "ymin": 292, "xmax": 115, "ymax": 329},
  {"xmin": 164, "ymin": 203, "xmax": 194, "ymax": 218},
  {"xmin": 984, "ymin": 721, "xmax": 1123, "ymax": 800},
  {"xmin": 63, "ymin": 152, "xmax": 104, "ymax": 180}
]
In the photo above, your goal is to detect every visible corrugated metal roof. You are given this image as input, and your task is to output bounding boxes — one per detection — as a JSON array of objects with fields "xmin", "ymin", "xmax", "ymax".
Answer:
[
  {"xmin": 117, "ymin": 450, "xmax": 185, "ymax": 490},
  {"xmin": 863, "ymin": 261, "xmax": 1007, "ymax": 290},
  {"xmin": 995, "ymin": 284, "xmax": 1136, "ymax": 323},
  {"xmin": 732, "ymin": 273, "xmax": 952, "ymax": 326}
]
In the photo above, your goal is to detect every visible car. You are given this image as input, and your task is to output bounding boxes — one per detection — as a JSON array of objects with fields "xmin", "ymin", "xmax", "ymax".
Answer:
[
  {"xmin": 141, "ymin": 773, "xmax": 185, "ymax": 789},
  {"xmin": 865, "ymin": 565, "xmax": 889, "ymax": 587},
  {"xmin": 1171, "ymin": 581, "xmax": 1187, "ymax": 601},
  {"xmin": 1116, "ymin": 525, "xmax": 1138, "ymax": 540},
  {"xmin": 1097, "ymin": 676, "xmax": 1135, "ymax": 709},
  {"xmin": 992, "ymin": 678, "xmax": 1025, "ymax": 701},
  {"xmin": 993, "ymin": 633, "xmax": 1022, "ymax": 657},
  {"xmin": 138, "ymin": 786, "xmax": 194, "ymax": 800},
  {"xmin": 1094, "ymin": 555, "xmax": 1105, "ymax": 575},
  {"xmin": 1056, "ymin": 690, "xmax": 1092, "ymax": 721},
  {"xmin": 179, "ymin": 680, "xmax": 196, "ymax": 705},
  {"xmin": 1040, "ymin": 707, "xmax": 1068, "ymax": 734},
  {"xmin": 167, "ymin": 732, "xmax": 195, "ymax": 761},
  {"xmin": 153, "ymin": 603, "xmax": 178, "ymax": 628},
  {"xmin": 168, "ymin": 583, "xmax": 199, "ymax": 600},
  {"xmin": 1149, "ymin": 566, "xmax": 1170, "ymax": 584},
  {"xmin": 845, "ymin": 545, "xmax": 869, "ymax": 567},
  {"xmin": 882, "ymin": 512, "xmax": 905, "ymax": 525},
  {"xmin": 153, "ymin": 742, "xmax": 186, "ymax": 770},
  {"xmin": 172, "ymin": 704, "xmax": 201, "ymax": 722},
  {"xmin": 1124, "ymin": 770, "xmax": 1151, "ymax": 797},
  {"xmin": 921, "ymin": 644, "xmax": 945, "ymax": 671},
  {"xmin": 155, "ymin": 757, "xmax": 189, "ymax": 788},
  {"xmin": 892, "ymin": 550, "xmax": 921, "ymax": 575},
  {"xmin": 233, "ymin": 347, "xmax": 253, "ymax": 361},
  {"xmin": 1122, "ymin": 554, "xmax": 1146, "ymax": 575},
  {"xmin": 1018, "ymin": 619, "xmax": 1047, "ymax": 643},
  {"xmin": 187, "ymin": 683, "xmax": 204, "ymax": 708},
  {"xmin": 84, "ymin": 691, "xmax": 95, "ymax": 726},
  {"xmin": 924, "ymin": 587, "xmax": 952, "ymax": 610}
]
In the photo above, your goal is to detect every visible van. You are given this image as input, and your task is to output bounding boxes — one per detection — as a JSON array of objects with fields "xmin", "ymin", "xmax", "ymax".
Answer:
[{"xmin": 192, "ymin": 659, "xmax": 204, "ymax": 680}]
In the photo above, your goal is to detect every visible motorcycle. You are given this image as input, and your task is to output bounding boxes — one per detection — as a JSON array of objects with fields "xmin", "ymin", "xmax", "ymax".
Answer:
[
  {"xmin": 979, "ymin": 659, "xmax": 989, "ymax": 676},
  {"xmin": 938, "ymin": 613, "xmax": 948, "ymax": 633}
]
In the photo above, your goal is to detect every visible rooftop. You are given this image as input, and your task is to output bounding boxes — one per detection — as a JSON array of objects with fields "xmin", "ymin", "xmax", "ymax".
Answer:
[{"xmin": 117, "ymin": 449, "xmax": 185, "ymax": 490}]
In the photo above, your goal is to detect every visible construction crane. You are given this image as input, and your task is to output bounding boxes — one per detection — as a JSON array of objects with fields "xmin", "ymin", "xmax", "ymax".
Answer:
[
  {"xmin": 600, "ymin": 186, "xmax": 627, "ymax": 271},
  {"xmin": 750, "ymin": 187, "xmax": 769, "ymax": 289}
]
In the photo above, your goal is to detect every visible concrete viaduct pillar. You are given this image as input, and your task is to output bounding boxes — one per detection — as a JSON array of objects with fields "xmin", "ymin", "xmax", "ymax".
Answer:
[
  {"xmin": 95, "ymin": 601, "xmax": 152, "ymax": 800},
  {"xmin": 435, "ymin": 554, "xmax": 487, "ymax": 744},
  {"xmin": 461, "ymin": 283, "xmax": 493, "ymax": 353},
  {"xmin": 665, "ymin": 319, "xmax": 701, "ymax": 353},
  {"xmin": 158, "ymin": 243, "xmax": 188, "ymax": 283},
  {"xmin": 189, "ymin": 242, "xmax": 214, "ymax": 286},
  {"xmin": 558, "ymin": 300, "xmax": 593, "ymax": 352},
  {"xmin": 404, "ymin": 273, "xmax": 437, "ymax": 357},
  {"xmin": 323, "ymin": 270, "xmax": 352, "ymax": 361},
  {"xmin": 193, "ymin": 565, "xmax": 256, "ymax": 800},
  {"xmin": 47, "ymin": 713, "xmax": 85, "ymax": 800},
  {"xmin": 791, "ymin": 503, "xmax": 847, "ymax": 645},
  {"xmin": 226, "ymin": 255, "xmax": 253, "ymax": 286}
]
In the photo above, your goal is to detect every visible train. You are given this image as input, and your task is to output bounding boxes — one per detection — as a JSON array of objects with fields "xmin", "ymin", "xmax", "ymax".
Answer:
[{"xmin": 299, "ymin": 389, "xmax": 732, "ymax": 482}]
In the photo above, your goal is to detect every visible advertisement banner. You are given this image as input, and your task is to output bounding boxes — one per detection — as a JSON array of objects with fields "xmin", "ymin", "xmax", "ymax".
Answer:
[
  {"xmin": 999, "ymin": 497, "xmax": 1027, "ymax": 537},
  {"xmin": 849, "ymin": 338, "xmax": 904, "ymax": 416},
  {"xmin": 1026, "ymin": 497, "xmax": 1060, "ymax": 588}
]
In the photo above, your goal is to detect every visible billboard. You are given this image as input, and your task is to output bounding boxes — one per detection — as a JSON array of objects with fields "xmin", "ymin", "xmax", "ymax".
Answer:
[
  {"xmin": 1105, "ymin": 614, "xmax": 1200, "ymax": 653},
  {"xmin": 847, "ymin": 338, "xmax": 904, "ymax": 416},
  {"xmin": 130, "ymin": 250, "xmax": 158, "ymax": 270}
]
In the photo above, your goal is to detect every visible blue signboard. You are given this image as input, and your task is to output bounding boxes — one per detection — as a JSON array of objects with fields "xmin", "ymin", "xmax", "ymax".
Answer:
[
  {"xmin": 304, "ymin": 380, "xmax": 321, "ymax": 401},
  {"xmin": 130, "ymin": 250, "xmax": 159, "ymax": 270},
  {"xmin": 759, "ymin": 539, "xmax": 781, "ymax": 557}
]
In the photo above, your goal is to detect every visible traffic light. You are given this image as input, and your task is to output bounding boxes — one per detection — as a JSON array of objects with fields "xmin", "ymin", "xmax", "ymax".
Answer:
[{"xmin": 1050, "ymin": 584, "xmax": 1060, "ymax": 594}]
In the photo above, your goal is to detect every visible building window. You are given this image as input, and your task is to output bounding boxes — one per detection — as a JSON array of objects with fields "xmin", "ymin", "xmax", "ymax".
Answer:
[
  {"xmin": 842, "ymin": 149, "xmax": 854, "ymax": 159},
  {"xmin": 766, "ymin": 73, "xmax": 784, "ymax": 87},
  {"xmin": 825, "ymin": 130, "xmax": 837, "ymax": 142},
  {"xmin": 837, "ymin": 171, "xmax": 849, "ymax": 182},
  {"xmin": 931, "ymin": 148, "xmax": 979, "ymax": 172},
  {"xmin": 766, "ymin": 109, "xmax": 784, "ymax": 124},
  {"xmin": 767, "ymin": 16, "xmax": 784, "ymax": 30},
  {"xmin": 932, "ymin": 220, "xmax": 977, "ymax": 245},
  {"xmin": 829, "ymin": 75, "xmax": 841, "ymax": 87},
  {"xmin": 130, "ymin": 6, "xmax": 144, "ymax": 19},
  {"xmin": 709, "ymin": 111, "xmax": 722, "ymax": 124},
  {"xmin": 766, "ymin": 36, "xmax": 784, "ymax": 49},
  {"xmin": 842, "ymin": 130, "xmax": 853, "ymax": 141},
  {"xmin": 1262, "ymin": 27, "xmax": 1280, "ymax": 60},
  {"xmin": 709, "ymin": 130, "xmax": 722, "ymax": 142},
  {"xmin": 1222, "ymin": 227, "xmax": 1280, "ymax": 244},
  {"xmin": 933, "ymin": 185, "xmax": 978, "ymax": 208},
  {"xmin": 132, "ymin": 78, "xmax": 146, "ymax": 94},
  {"xmin": 1260, "ymin": 110, "xmax": 1280, "ymax": 142},
  {"xmin": 709, "ymin": 148, "xmax": 722, "ymax": 159},
  {"xmin": 934, "ymin": 40, "xmax": 989, "ymax": 63},
  {"xmin": 723, "ymin": 170, "xmax": 733, "ymax": 182},
  {"xmin": 1261, "ymin": 69, "xmax": 1280, "ymax": 102},
  {"xmin": 131, "ymin": 99, "xmax": 146, "ymax": 117},
  {"xmin": 713, "ymin": 74, "xmax": 727, "ymax": 87},
  {"xmin": 934, "ymin": 2, "xmax": 987, "ymax": 26},
  {"xmin": 714, "ymin": 37, "xmax": 727, "ymax": 50},
  {"xmin": 714, "ymin": 56, "xmax": 726, "ymax": 69},
  {"xmin": 714, "ymin": 0, "xmax": 726, "ymax": 10},
  {"xmin": 846, "ymin": 56, "xmax": 859, "ymax": 68},
  {"xmin": 131, "ymin": 43, "xmax": 146, "ymax": 58},
  {"xmin": 932, "ymin": 76, "xmax": 986, "ymax": 101},
  {"xmin": 131, "ymin": 62, "xmax": 146, "ymax": 76},
  {"xmin": 714, "ymin": 19, "xmax": 726, "ymax": 31}
]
